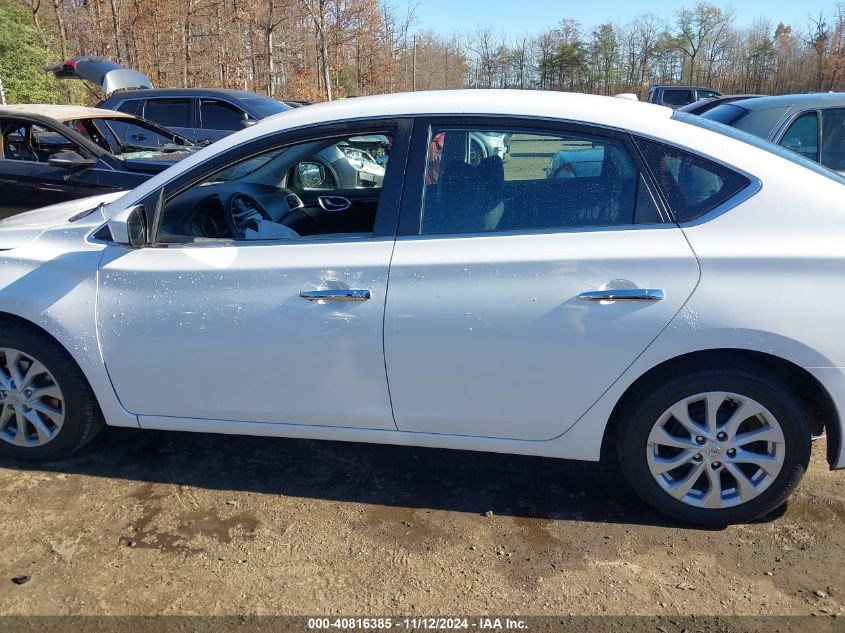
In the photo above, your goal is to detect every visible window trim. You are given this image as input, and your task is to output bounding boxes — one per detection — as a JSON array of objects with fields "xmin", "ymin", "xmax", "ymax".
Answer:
[
  {"xmin": 141, "ymin": 117, "xmax": 413, "ymax": 246},
  {"xmin": 396, "ymin": 115, "xmax": 671, "ymax": 238}
]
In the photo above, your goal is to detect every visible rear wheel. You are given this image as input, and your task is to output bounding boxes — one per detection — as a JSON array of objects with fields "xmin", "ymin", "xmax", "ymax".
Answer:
[
  {"xmin": 617, "ymin": 367, "xmax": 811, "ymax": 525},
  {"xmin": 0, "ymin": 325, "xmax": 103, "ymax": 461}
]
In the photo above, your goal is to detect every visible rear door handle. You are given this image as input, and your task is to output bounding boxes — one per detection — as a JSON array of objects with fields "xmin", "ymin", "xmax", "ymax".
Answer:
[
  {"xmin": 578, "ymin": 288, "xmax": 664, "ymax": 302},
  {"xmin": 299, "ymin": 289, "xmax": 371, "ymax": 302}
]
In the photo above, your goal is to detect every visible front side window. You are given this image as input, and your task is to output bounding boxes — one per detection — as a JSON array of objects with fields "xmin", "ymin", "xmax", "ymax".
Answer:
[
  {"xmin": 779, "ymin": 112, "xmax": 819, "ymax": 162},
  {"xmin": 143, "ymin": 99, "xmax": 192, "ymax": 128},
  {"xmin": 1, "ymin": 118, "xmax": 82, "ymax": 162},
  {"xmin": 160, "ymin": 132, "xmax": 391, "ymax": 241},
  {"xmin": 634, "ymin": 136, "xmax": 750, "ymax": 222},
  {"xmin": 419, "ymin": 126, "xmax": 660, "ymax": 235},
  {"xmin": 200, "ymin": 99, "xmax": 248, "ymax": 131}
]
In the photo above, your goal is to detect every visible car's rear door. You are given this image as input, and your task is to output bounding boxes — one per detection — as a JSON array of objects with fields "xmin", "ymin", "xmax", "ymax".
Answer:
[
  {"xmin": 384, "ymin": 118, "xmax": 700, "ymax": 440},
  {"xmin": 141, "ymin": 98, "xmax": 196, "ymax": 142}
]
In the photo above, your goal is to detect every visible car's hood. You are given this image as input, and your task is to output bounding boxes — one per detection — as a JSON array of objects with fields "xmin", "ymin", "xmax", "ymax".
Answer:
[
  {"xmin": 0, "ymin": 192, "xmax": 125, "ymax": 250},
  {"xmin": 45, "ymin": 56, "xmax": 153, "ymax": 95}
]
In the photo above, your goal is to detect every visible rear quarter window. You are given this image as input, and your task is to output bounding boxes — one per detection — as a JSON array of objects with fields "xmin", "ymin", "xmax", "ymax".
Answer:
[{"xmin": 634, "ymin": 136, "xmax": 751, "ymax": 222}]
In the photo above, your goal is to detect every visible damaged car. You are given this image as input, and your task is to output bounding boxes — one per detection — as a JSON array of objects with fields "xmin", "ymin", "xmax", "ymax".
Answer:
[
  {"xmin": 0, "ymin": 104, "xmax": 194, "ymax": 216},
  {"xmin": 46, "ymin": 56, "xmax": 386, "ymax": 189}
]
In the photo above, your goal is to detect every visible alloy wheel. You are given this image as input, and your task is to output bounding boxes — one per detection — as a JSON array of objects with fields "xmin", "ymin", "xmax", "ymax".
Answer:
[
  {"xmin": 0, "ymin": 348, "xmax": 65, "ymax": 448},
  {"xmin": 646, "ymin": 391, "xmax": 786, "ymax": 509}
]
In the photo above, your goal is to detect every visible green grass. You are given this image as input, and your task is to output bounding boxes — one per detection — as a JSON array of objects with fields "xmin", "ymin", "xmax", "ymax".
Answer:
[{"xmin": 503, "ymin": 134, "xmax": 595, "ymax": 181}]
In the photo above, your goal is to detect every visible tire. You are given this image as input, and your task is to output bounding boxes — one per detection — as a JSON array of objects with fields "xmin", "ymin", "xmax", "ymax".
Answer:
[
  {"xmin": 0, "ymin": 323, "xmax": 104, "ymax": 462},
  {"xmin": 616, "ymin": 366, "xmax": 811, "ymax": 526}
]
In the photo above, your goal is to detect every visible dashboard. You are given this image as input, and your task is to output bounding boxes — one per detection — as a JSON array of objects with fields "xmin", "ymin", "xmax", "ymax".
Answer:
[{"xmin": 160, "ymin": 182, "xmax": 301, "ymax": 239}]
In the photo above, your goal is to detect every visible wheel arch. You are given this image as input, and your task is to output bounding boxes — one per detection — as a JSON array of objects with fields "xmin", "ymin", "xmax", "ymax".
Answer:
[{"xmin": 600, "ymin": 348, "xmax": 841, "ymax": 468}]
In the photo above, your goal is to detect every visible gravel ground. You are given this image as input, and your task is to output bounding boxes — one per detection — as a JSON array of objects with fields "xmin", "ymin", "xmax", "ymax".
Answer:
[{"xmin": 0, "ymin": 427, "xmax": 843, "ymax": 617}]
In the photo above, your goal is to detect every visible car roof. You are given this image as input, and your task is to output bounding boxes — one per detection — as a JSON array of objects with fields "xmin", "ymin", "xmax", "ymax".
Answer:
[
  {"xmin": 102, "ymin": 88, "xmax": 277, "ymax": 100},
  {"xmin": 734, "ymin": 92, "xmax": 845, "ymax": 111},
  {"xmin": 0, "ymin": 103, "xmax": 135, "ymax": 122},
  {"xmin": 264, "ymin": 89, "xmax": 672, "ymax": 129},
  {"xmin": 652, "ymin": 85, "xmax": 720, "ymax": 91}
]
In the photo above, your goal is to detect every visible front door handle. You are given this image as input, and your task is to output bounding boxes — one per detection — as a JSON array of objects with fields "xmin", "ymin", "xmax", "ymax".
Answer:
[
  {"xmin": 299, "ymin": 289, "xmax": 371, "ymax": 302},
  {"xmin": 317, "ymin": 195, "xmax": 352, "ymax": 212},
  {"xmin": 578, "ymin": 288, "xmax": 664, "ymax": 302}
]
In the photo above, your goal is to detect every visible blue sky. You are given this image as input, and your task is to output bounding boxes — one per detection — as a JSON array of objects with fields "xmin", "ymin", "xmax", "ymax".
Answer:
[{"xmin": 410, "ymin": 0, "xmax": 831, "ymax": 37}]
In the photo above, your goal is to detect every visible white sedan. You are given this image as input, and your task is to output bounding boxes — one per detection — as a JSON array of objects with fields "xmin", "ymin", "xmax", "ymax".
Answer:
[{"xmin": 1, "ymin": 90, "xmax": 843, "ymax": 526}]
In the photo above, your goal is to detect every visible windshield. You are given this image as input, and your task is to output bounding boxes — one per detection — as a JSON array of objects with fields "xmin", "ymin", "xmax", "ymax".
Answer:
[
  {"xmin": 68, "ymin": 117, "xmax": 193, "ymax": 159},
  {"xmin": 672, "ymin": 111, "xmax": 845, "ymax": 186},
  {"xmin": 241, "ymin": 97, "xmax": 291, "ymax": 119},
  {"xmin": 701, "ymin": 103, "xmax": 749, "ymax": 126}
]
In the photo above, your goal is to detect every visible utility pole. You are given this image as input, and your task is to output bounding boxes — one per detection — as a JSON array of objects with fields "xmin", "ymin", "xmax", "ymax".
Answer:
[
  {"xmin": 412, "ymin": 34, "xmax": 417, "ymax": 91},
  {"xmin": 0, "ymin": 69, "xmax": 6, "ymax": 105}
]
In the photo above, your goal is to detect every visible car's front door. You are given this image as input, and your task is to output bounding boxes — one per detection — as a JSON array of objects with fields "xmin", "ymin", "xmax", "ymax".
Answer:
[
  {"xmin": 96, "ymin": 120, "xmax": 411, "ymax": 430},
  {"xmin": 197, "ymin": 98, "xmax": 251, "ymax": 143},
  {"xmin": 384, "ymin": 119, "xmax": 701, "ymax": 440}
]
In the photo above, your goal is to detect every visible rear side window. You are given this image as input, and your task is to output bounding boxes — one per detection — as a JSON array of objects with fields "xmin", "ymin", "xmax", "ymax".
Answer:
[
  {"xmin": 115, "ymin": 99, "xmax": 142, "ymax": 116},
  {"xmin": 702, "ymin": 103, "xmax": 749, "ymax": 126},
  {"xmin": 634, "ymin": 137, "xmax": 750, "ymax": 222},
  {"xmin": 418, "ymin": 126, "xmax": 662, "ymax": 235},
  {"xmin": 143, "ymin": 99, "xmax": 191, "ymax": 128}
]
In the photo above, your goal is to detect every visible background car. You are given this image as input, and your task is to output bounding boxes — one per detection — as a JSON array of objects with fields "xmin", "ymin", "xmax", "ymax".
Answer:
[
  {"xmin": 702, "ymin": 92, "xmax": 845, "ymax": 174},
  {"xmin": 46, "ymin": 56, "xmax": 292, "ymax": 144},
  {"xmin": 46, "ymin": 56, "xmax": 386, "ymax": 188},
  {"xmin": 648, "ymin": 85, "xmax": 722, "ymax": 109},
  {"xmin": 678, "ymin": 94, "xmax": 763, "ymax": 116},
  {"xmin": 0, "ymin": 90, "xmax": 843, "ymax": 528},
  {"xmin": 0, "ymin": 104, "xmax": 194, "ymax": 216}
]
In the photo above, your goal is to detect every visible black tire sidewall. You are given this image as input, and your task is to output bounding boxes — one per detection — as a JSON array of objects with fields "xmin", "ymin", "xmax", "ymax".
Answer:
[
  {"xmin": 617, "ymin": 368, "xmax": 811, "ymax": 526},
  {"xmin": 0, "ymin": 326, "xmax": 98, "ymax": 462}
]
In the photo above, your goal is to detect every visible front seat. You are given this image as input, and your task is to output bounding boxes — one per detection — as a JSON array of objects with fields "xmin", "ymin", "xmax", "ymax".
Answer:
[{"xmin": 476, "ymin": 156, "xmax": 505, "ymax": 230}]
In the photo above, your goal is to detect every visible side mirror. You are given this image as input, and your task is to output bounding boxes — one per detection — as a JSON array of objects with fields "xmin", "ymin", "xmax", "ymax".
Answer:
[
  {"xmin": 48, "ymin": 150, "xmax": 97, "ymax": 170},
  {"xmin": 108, "ymin": 204, "xmax": 147, "ymax": 248},
  {"xmin": 297, "ymin": 161, "xmax": 326, "ymax": 188},
  {"xmin": 240, "ymin": 119, "xmax": 257, "ymax": 129}
]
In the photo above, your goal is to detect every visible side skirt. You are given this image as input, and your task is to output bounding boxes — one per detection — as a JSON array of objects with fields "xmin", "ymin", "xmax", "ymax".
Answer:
[{"xmin": 138, "ymin": 415, "xmax": 605, "ymax": 461}]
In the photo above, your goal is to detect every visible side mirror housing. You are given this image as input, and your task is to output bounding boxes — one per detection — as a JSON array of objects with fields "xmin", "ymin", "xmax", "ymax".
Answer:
[
  {"xmin": 240, "ymin": 119, "xmax": 257, "ymax": 129},
  {"xmin": 48, "ymin": 150, "xmax": 97, "ymax": 170},
  {"xmin": 108, "ymin": 204, "xmax": 147, "ymax": 248}
]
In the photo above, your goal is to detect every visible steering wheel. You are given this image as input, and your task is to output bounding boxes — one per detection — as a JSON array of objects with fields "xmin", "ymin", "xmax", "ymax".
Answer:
[{"xmin": 225, "ymin": 192, "xmax": 273, "ymax": 238}]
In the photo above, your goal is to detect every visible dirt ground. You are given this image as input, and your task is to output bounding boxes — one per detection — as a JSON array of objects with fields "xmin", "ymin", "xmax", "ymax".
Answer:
[{"xmin": 0, "ymin": 426, "xmax": 843, "ymax": 617}]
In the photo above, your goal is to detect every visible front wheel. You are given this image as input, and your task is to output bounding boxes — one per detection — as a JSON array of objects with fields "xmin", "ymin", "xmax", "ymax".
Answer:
[
  {"xmin": 0, "ymin": 325, "xmax": 103, "ymax": 462},
  {"xmin": 617, "ymin": 367, "xmax": 811, "ymax": 526}
]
